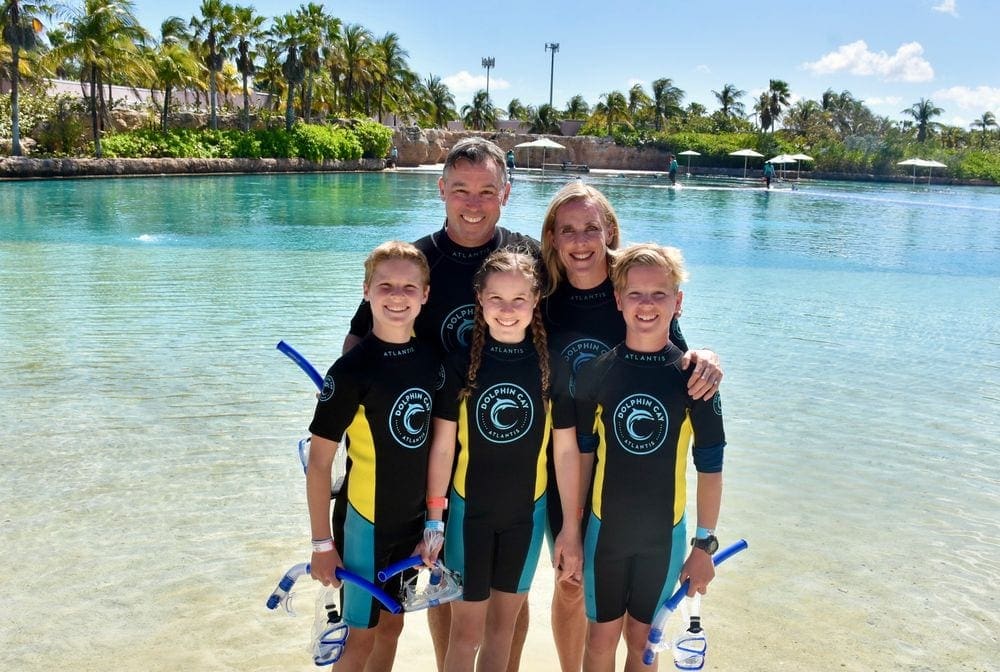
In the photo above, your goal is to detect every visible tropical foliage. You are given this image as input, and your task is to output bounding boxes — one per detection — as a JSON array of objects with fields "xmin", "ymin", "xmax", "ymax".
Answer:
[{"xmin": 2, "ymin": 1, "xmax": 998, "ymax": 182}]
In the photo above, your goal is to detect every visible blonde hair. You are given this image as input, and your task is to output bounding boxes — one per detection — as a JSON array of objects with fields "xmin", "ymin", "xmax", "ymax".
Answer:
[
  {"xmin": 461, "ymin": 249, "xmax": 551, "ymax": 402},
  {"xmin": 609, "ymin": 243, "xmax": 689, "ymax": 293},
  {"xmin": 363, "ymin": 240, "xmax": 431, "ymax": 287},
  {"xmin": 540, "ymin": 181, "xmax": 621, "ymax": 296}
]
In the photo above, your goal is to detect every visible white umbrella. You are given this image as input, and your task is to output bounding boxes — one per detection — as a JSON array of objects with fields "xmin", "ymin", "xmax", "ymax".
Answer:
[
  {"xmin": 788, "ymin": 153, "xmax": 814, "ymax": 179},
  {"xmin": 678, "ymin": 149, "xmax": 701, "ymax": 175},
  {"xmin": 898, "ymin": 158, "xmax": 946, "ymax": 185},
  {"xmin": 514, "ymin": 137, "xmax": 566, "ymax": 170},
  {"xmin": 729, "ymin": 149, "xmax": 764, "ymax": 177}
]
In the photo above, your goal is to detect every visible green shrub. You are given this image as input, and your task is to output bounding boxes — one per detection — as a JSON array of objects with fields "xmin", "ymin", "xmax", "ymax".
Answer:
[{"xmin": 351, "ymin": 118, "xmax": 393, "ymax": 158}]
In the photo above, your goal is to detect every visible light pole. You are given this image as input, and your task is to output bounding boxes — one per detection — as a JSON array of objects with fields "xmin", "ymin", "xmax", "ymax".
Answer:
[
  {"xmin": 544, "ymin": 42, "xmax": 559, "ymax": 108},
  {"xmin": 481, "ymin": 56, "xmax": 495, "ymax": 103}
]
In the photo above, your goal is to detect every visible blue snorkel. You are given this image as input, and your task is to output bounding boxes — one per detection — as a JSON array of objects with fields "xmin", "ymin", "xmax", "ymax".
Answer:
[
  {"xmin": 266, "ymin": 561, "xmax": 403, "ymax": 615},
  {"xmin": 643, "ymin": 538, "xmax": 748, "ymax": 666},
  {"xmin": 277, "ymin": 340, "xmax": 325, "ymax": 391}
]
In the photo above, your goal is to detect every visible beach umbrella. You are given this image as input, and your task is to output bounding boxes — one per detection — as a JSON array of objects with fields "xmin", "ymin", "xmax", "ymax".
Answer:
[
  {"xmin": 898, "ymin": 158, "xmax": 946, "ymax": 185},
  {"xmin": 788, "ymin": 153, "xmax": 814, "ymax": 179},
  {"xmin": 678, "ymin": 149, "xmax": 701, "ymax": 176},
  {"xmin": 729, "ymin": 149, "xmax": 764, "ymax": 178},
  {"xmin": 514, "ymin": 137, "xmax": 566, "ymax": 170}
]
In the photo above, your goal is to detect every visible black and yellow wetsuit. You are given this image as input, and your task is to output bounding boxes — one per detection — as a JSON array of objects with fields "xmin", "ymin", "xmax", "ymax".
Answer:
[
  {"xmin": 309, "ymin": 334, "xmax": 442, "ymax": 627},
  {"xmin": 541, "ymin": 278, "xmax": 690, "ymax": 540},
  {"xmin": 574, "ymin": 342, "xmax": 725, "ymax": 624},
  {"xmin": 349, "ymin": 225, "xmax": 539, "ymax": 358},
  {"xmin": 433, "ymin": 336, "xmax": 573, "ymax": 601}
]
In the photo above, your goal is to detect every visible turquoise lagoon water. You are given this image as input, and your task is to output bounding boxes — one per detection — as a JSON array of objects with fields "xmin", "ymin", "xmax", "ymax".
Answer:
[{"xmin": 1, "ymin": 172, "xmax": 997, "ymax": 671}]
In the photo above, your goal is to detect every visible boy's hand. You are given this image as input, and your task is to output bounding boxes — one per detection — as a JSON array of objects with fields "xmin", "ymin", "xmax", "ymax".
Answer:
[
  {"xmin": 679, "ymin": 546, "xmax": 716, "ymax": 596},
  {"xmin": 310, "ymin": 547, "xmax": 344, "ymax": 588},
  {"xmin": 553, "ymin": 527, "xmax": 583, "ymax": 585}
]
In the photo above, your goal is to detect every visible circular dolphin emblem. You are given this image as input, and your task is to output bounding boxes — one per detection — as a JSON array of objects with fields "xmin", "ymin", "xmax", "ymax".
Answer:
[
  {"xmin": 440, "ymin": 304, "xmax": 476, "ymax": 353},
  {"xmin": 476, "ymin": 383, "xmax": 534, "ymax": 444},
  {"xmin": 390, "ymin": 387, "xmax": 432, "ymax": 448},
  {"xmin": 613, "ymin": 394, "xmax": 668, "ymax": 455}
]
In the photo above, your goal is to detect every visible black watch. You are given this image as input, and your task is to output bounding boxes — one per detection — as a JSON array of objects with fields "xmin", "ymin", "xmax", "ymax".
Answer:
[{"xmin": 691, "ymin": 534, "xmax": 719, "ymax": 555}]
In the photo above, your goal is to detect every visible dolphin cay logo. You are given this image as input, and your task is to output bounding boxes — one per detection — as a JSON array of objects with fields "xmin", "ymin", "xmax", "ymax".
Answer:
[
  {"xmin": 440, "ymin": 304, "xmax": 476, "ymax": 353},
  {"xmin": 319, "ymin": 374, "xmax": 336, "ymax": 402},
  {"xmin": 389, "ymin": 388, "xmax": 432, "ymax": 448},
  {"xmin": 476, "ymin": 383, "xmax": 534, "ymax": 444},
  {"xmin": 562, "ymin": 338, "xmax": 609, "ymax": 395},
  {"xmin": 613, "ymin": 394, "xmax": 668, "ymax": 455}
]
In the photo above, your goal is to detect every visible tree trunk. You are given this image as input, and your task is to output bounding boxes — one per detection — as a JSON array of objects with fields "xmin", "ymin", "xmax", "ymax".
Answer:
[
  {"xmin": 162, "ymin": 86, "xmax": 172, "ymax": 132},
  {"xmin": 285, "ymin": 87, "xmax": 294, "ymax": 131},
  {"xmin": 10, "ymin": 49, "xmax": 22, "ymax": 156},
  {"xmin": 90, "ymin": 67, "xmax": 102, "ymax": 158},
  {"xmin": 242, "ymin": 74, "xmax": 250, "ymax": 132}
]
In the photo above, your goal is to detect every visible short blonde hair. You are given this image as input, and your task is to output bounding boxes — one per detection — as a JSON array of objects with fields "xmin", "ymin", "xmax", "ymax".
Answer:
[
  {"xmin": 609, "ymin": 243, "xmax": 689, "ymax": 293},
  {"xmin": 540, "ymin": 181, "xmax": 621, "ymax": 296},
  {"xmin": 363, "ymin": 240, "xmax": 431, "ymax": 287}
]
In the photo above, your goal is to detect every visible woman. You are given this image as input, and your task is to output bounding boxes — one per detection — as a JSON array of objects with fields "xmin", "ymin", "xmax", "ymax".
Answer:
[{"xmin": 538, "ymin": 181, "xmax": 723, "ymax": 672}]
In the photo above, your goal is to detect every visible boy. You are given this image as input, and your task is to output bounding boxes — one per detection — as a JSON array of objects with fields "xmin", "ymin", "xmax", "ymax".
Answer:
[
  {"xmin": 573, "ymin": 243, "xmax": 726, "ymax": 672},
  {"xmin": 307, "ymin": 240, "xmax": 441, "ymax": 670}
]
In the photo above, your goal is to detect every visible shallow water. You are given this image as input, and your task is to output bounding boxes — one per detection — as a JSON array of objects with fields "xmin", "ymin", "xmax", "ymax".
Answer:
[{"xmin": 1, "ymin": 171, "xmax": 998, "ymax": 671}]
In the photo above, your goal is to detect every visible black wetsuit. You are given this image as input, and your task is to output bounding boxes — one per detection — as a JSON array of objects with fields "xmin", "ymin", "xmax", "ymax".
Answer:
[
  {"xmin": 574, "ymin": 342, "xmax": 725, "ymax": 623},
  {"xmin": 309, "ymin": 334, "xmax": 442, "ymax": 627}
]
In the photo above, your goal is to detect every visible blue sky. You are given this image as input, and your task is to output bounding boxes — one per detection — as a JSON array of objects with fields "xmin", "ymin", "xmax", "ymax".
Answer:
[{"xmin": 134, "ymin": 0, "xmax": 998, "ymax": 128}]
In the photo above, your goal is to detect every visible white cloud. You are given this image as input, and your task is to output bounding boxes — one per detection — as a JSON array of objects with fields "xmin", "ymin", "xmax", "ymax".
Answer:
[
  {"xmin": 442, "ymin": 70, "xmax": 510, "ymax": 94},
  {"xmin": 932, "ymin": 0, "xmax": 958, "ymax": 17},
  {"xmin": 864, "ymin": 95, "xmax": 903, "ymax": 107},
  {"xmin": 931, "ymin": 85, "xmax": 1000, "ymax": 112},
  {"xmin": 695, "ymin": 64, "xmax": 711, "ymax": 74},
  {"xmin": 802, "ymin": 40, "xmax": 934, "ymax": 82}
]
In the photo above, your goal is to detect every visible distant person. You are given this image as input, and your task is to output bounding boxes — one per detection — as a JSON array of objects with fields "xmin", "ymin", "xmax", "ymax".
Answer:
[
  {"xmin": 307, "ymin": 241, "xmax": 438, "ymax": 670},
  {"xmin": 668, "ymin": 153, "xmax": 679, "ymax": 185},
  {"xmin": 506, "ymin": 149, "xmax": 516, "ymax": 178},
  {"xmin": 574, "ymin": 243, "xmax": 727, "ymax": 671},
  {"xmin": 387, "ymin": 144, "xmax": 399, "ymax": 169},
  {"xmin": 764, "ymin": 161, "xmax": 775, "ymax": 189}
]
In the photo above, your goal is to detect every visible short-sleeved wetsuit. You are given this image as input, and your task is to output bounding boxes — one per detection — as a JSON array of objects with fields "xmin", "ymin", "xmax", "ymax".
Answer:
[
  {"xmin": 348, "ymin": 224, "xmax": 539, "ymax": 359},
  {"xmin": 309, "ymin": 334, "xmax": 442, "ymax": 627},
  {"xmin": 433, "ymin": 336, "xmax": 574, "ymax": 601},
  {"xmin": 541, "ymin": 278, "xmax": 689, "ymax": 540},
  {"xmin": 573, "ymin": 342, "xmax": 725, "ymax": 624}
]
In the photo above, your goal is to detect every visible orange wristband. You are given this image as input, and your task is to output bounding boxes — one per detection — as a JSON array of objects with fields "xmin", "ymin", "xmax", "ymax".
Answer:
[{"xmin": 426, "ymin": 496, "xmax": 448, "ymax": 510}]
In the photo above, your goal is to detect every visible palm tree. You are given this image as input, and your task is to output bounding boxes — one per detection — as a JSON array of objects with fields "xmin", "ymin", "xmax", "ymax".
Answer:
[
  {"xmin": 231, "ymin": 4, "xmax": 265, "ymax": 131},
  {"xmin": 340, "ymin": 22, "xmax": 372, "ymax": 116},
  {"xmin": 595, "ymin": 90, "xmax": 629, "ymax": 136},
  {"xmin": 52, "ymin": 0, "xmax": 148, "ymax": 157},
  {"xmin": 627, "ymin": 83, "xmax": 652, "ymax": 125},
  {"xmin": 506, "ymin": 97, "xmax": 527, "ymax": 121},
  {"xmin": 190, "ymin": 0, "xmax": 233, "ymax": 130},
  {"xmin": 903, "ymin": 98, "xmax": 943, "ymax": 142},
  {"xmin": 712, "ymin": 83, "xmax": 746, "ymax": 119},
  {"xmin": 765, "ymin": 79, "xmax": 791, "ymax": 133},
  {"xmin": 294, "ymin": 2, "xmax": 334, "ymax": 124},
  {"xmin": 969, "ymin": 111, "xmax": 996, "ymax": 147},
  {"xmin": 460, "ymin": 89, "xmax": 496, "ymax": 131},
  {"xmin": 651, "ymin": 77, "xmax": 684, "ymax": 131},
  {"xmin": 564, "ymin": 94, "xmax": 588, "ymax": 119},
  {"xmin": 150, "ymin": 17, "xmax": 202, "ymax": 131},
  {"xmin": 753, "ymin": 92, "xmax": 772, "ymax": 132},
  {"xmin": 529, "ymin": 103, "xmax": 560, "ymax": 134},
  {"xmin": 270, "ymin": 11, "xmax": 304, "ymax": 130},
  {"xmin": 420, "ymin": 75, "xmax": 456, "ymax": 128},
  {"xmin": 2, "ymin": 1, "xmax": 50, "ymax": 156},
  {"xmin": 371, "ymin": 31, "xmax": 408, "ymax": 123}
]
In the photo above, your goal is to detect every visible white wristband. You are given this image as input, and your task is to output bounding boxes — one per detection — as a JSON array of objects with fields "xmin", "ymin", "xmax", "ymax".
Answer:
[{"xmin": 312, "ymin": 537, "xmax": 335, "ymax": 553}]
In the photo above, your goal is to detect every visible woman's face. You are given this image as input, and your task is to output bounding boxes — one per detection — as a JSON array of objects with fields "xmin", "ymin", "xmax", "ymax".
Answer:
[{"xmin": 550, "ymin": 199, "xmax": 614, "ymax": 288}]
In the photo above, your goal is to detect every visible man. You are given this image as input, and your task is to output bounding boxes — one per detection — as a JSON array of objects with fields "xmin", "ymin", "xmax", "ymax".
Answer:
[{"xmin": 343, "ymin": 137, "xmax": 538, "ymax": 672}]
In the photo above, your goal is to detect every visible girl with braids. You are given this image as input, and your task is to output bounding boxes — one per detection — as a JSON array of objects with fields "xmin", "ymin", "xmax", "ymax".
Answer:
[{"xmin": 421, "ymin": 248, "xmax": 583, "ymax": 672}]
